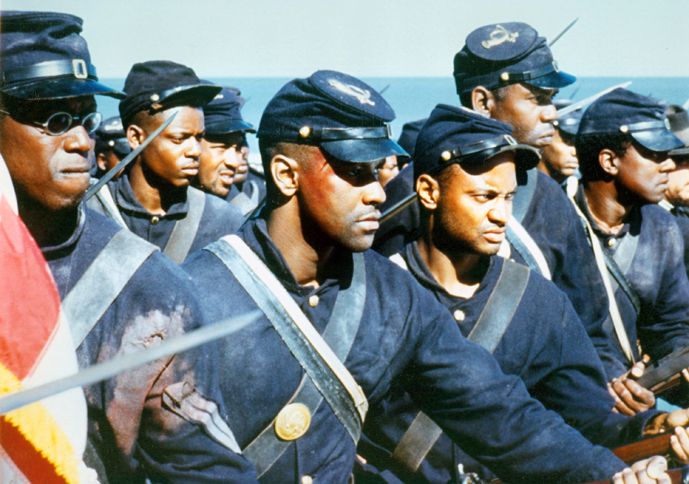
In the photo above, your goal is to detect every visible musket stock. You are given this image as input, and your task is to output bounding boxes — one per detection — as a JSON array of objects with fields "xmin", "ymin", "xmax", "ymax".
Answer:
[{"xmin": 636, "ymin": 346, "xmax": 689, "ymax": 396}]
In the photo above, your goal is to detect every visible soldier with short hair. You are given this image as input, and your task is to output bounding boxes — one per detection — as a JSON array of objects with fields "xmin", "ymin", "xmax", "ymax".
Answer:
[
  {"xmin": 88, "ymin": 61, "xmax": 244, "ymax": 263},
  {"xmin": 0, "ymin": 10, "xmax": 255, "ymax": 481},
  {"xmin": 183, "ymin": 69, "xmax": 664, "ymax": 483}
]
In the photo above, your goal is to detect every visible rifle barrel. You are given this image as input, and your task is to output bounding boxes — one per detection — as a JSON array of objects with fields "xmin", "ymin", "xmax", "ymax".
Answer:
[{"xmin": 380, "ymin": 192, "xmax": 417, "ymax": 225}]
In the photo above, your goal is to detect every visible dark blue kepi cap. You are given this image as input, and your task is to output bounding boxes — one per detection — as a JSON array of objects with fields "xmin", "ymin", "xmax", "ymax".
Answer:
[
  {"xmin": 453, "ymin": 22, "xmax": 575, "ymax": 96},
  {"xmin": 119, "ymin": 60, "xmax": 221, "ymax": 125},
  {"xmin": 578, "ymin": 88, "xmax": 683, "ymax": 153},
  {"xmin": 414, "ymin": 104, "xmax": 540, "ymax": 180},
  {"xmin": 95, "ymin": 116, "xmax": 130, "ymax": 156},
  {"xmin": 397, "ymin": 118, "xmax": 427, "ymax": 158},
  {"xmin": 0, "ymin": 11, "xmax": 123, "ymax": 100},
  {"xmin": 258, "ymin": 70, "xmax": 407, "ymax": 163},
  {"xmin": 203, "ymin": 85, "xmax": 255, "ymax": 136}
]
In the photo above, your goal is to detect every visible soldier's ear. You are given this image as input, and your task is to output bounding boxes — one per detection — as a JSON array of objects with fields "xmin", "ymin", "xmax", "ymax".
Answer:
[
  {"xmin": 270, "ymin": 154, "xmax": 299, "ymax": 198},
  {"xmin": 599, "ymin": 148, "xmax": 620, "ymax": 176},
  {"xmin": 127, "ymin": 124, "xmax": 145, "ymax": 150},
  {"xmin": 416, "ymin": 173, "xmax": 440, "ymax": 210},
  {"xmin": 471, "ymin": 86, "xmax": 495, "ymax": 116},
  {"xmin": 96, "ymin": 152, "xmax": 108, "ymax": 172}
]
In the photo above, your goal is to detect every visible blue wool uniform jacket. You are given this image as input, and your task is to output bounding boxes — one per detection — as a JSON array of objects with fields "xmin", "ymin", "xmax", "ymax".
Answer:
[
  {"xmin": 373, "ymin": 166, "xmax": 617, "ymax": 378},
  {"xmin": 358, "ymin": 242, "xmax": 658, "ymax": 483},
  {"xmin": 575, "ymin": 190, "xmax": 689, "ymax": 379},
  {"xmin": 669, "ymin": 205, "xmax": 689, "ymax": 279},
  {"xmin": 101, "ymin": 173, "xmax": 244, "ymax": 257},
  {"xmin": 183, "ymin": 218, "xmax": 626, "ymax": 484},
  {"xmin": 43, "ymin": 207, "xmax": 256, "ymax": 483}
]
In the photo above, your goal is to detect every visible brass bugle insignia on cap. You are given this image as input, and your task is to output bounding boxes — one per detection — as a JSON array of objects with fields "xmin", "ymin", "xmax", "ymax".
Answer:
[
  {"xmin": 619, "ymin": 125, "xmax": 629, "ymax": 134},
  {"xmin": 482, "ymin": 24, "xmax": 519, "ymax": 49},
  {"xmin": 441, "ymin": 150, "xmax": 452, "ymax": 161},
  {"xmin": 275, "ymin": 403, "xmax": 311, "ymax": 441},
  {"xmin": 299, "ymin": 126, "xmax": 312, "ymax": 138}
]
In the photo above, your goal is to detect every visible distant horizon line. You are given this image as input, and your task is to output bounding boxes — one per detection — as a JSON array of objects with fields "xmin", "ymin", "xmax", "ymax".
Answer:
[{"xmin": 100, "ymin": 75, "xmax": 689, "ymax": 80}]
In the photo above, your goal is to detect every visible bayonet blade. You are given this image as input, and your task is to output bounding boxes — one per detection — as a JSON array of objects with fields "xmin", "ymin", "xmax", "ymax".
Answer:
[
  {"xmin": 0, "ymin": 310, "xmax": 260, "ymax": 415},
  {"xmin": 84, "ymin": 111, "xmax": 178, "ymax": 201},
  {"xmin": 557, "ymin": 81, "xmax": 632, "ymax": 118}
]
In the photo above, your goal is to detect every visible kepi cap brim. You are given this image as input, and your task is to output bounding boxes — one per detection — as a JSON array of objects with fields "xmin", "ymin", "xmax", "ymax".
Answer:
[
  {"xmin": 320, "ymin": 138, "xmax": 408, "ymax": 163},
  {"xmin": 1, "ymin": 77, "xmax": 124, "ymax": 100},
  {"xmin": 631, "ymin": 129, "xmax": 683, "ymax": 153},
  {"xmin": 206, "ymin": 119, "xmax": 256, "ymax": 136},
  {"xmin": 525, "ymin": 69, "xmax": 576, "ymax": 90},
  {"xmin": 462, "ymin": 143, "xmax": 540, "ymax": 170}
]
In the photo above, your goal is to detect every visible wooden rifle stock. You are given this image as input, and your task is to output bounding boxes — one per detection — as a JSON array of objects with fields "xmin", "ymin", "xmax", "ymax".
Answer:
[
  {"xmin": 636, "ymin": 346, "xmax": 689, "ymax": 395},
  {"xmin": 613, "ymin": 434, "xmax": 672, "ymax": 465}
]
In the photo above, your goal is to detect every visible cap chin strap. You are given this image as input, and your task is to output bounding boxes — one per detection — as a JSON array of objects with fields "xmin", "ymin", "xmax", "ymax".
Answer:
[
  {"xmin": 455, "ymin": 61, "xmax": 559, "ymax": 94},
  {"xmin": 1, "ymin": 59, "xmax": 97, "ymax": 84},
  {"xmin": 437, "ymin": 134, "xmax": 524, "ymax": 168}
]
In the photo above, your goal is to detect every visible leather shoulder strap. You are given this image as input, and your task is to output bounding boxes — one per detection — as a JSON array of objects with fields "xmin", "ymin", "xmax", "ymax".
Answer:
[
  {"xmin": 568, "ymin": 193, "xmax": 636, "ymax": 365},
  {"xmin": 205, "ymin": 235, "xmax": 368, "ymax": 444},
  {"xmin": 229, "ymin": 191, "xmax": 256, "ymax": 216},
  {"xmin": 239, "ymin": 247, "xmax": 367, "ymax": 477},
  {"xmin": 163, "ymin": 187, "xmax": 206, "ymax": 263},
  {"xmin": 86, "ymin": 181, "xmax": 127, "ymax": 228},
  {"xmin": 505, "ymin": 216, "xmax": 552, "ymax": 280},
  {"xmin": 512, "ymin": 168, "xmax": 538, "ymax": 223},
  {"xmin": 392, "ymin": 259, "xmax": 530, "ymax": 472},
  {"xmin": 62, "ymin": 228, "xmax": 158, "ymax": 348}
]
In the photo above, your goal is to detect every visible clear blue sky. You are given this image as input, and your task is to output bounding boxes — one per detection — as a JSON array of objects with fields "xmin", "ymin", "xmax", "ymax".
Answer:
[{"xmin": 4, "ymin": 0, "xmax": 689, "ymax": 78}]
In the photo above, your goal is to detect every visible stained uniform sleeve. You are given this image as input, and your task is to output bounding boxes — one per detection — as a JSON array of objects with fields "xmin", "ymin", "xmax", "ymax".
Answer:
[
  {"xmin": 78, "ymin": 253, "xmax": 257, "ymax": 482},
  {"xmin": 399, "ymin": 285, "xmax": 626, "ymax": 483}
]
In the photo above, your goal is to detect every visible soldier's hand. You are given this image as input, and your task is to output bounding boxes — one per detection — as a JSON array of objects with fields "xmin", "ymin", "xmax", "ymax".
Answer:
[
  {"xmin": 612, "ymin": 456, "xmax": 670, "ymax": 484},
  {"xmin": 670, "ymin": 426, "xmax": 689, "ymax": 464},
  {"xmin": 609, "ymin": 360, "xmax": 656, "ymax": 416}
]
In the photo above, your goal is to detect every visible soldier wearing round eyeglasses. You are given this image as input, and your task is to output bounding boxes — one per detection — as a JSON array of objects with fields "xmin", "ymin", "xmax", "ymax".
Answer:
[{"xmin": 0, "ymin": 10, "xmax": 255, "ymax": 482}]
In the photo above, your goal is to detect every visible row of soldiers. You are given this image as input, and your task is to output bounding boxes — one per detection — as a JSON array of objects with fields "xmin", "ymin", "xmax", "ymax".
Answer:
[{"xmin": 3, "ymin": 9, "xmax": 689, "ymax": 484}]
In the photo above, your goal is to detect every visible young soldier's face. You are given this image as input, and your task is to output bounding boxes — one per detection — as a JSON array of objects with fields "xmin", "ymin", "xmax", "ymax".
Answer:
[
  {"xmin": 433, "ymin": 152, "xmax": 516, "ymax": 256},
  {"xmin": 199, "ymin": 133, "xmax": 243, "ymax": 197},
  {"xmin": 616, "ymin": 143, "xmax": 675, "ymax": 204},
  {"xmin": 491, "ymin": 83, "xmax": 557, "ymax": 149},
  {"xmin": 0, "ymin": 96, "xmax": 95, "ymax": 211},
  {"xmin": 137, "ymin": 107, "xmax": 204, "ymax": 188},
  {"xmin": 540, "ymin": 129, "xmax": 578, "ymax": 182},
  {"xmin": 233, "ymin": 138, "xmax": 250, "ymax": 185},
  {"xmin": 297, "ymin": 147, "xmax": 386, "ymax": 252}
]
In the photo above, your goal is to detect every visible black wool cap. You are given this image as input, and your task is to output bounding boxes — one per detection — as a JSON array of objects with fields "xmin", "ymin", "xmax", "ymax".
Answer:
[
  {"xmin": 578, "ymin": 88, "xmax": 683, "ymax": 153},
  {"xmin": 203, "ymin": 85, "xmax": 255, "ymax": 137},
  {"xmin": 453, "ymin": 22, "xmax": 575, "ymax": 97},
  {"xmin": 258, "ymin": 70, "xmax": 407, "ymax": 163},
  {"xmin": 118, "ymin": 60, "xmax": 220, "ymax": 126},
  {"xmin": 414, "ymin": 104, "xmax": 540, "ymax": 180},
  {"xmin": 0, "ymin": 10, "xmax": 123, "ymax": 100},
  {"xmin": 397, "ymin": 118, "xmax": 427, "ymax": 159},
  {"xmin": 95, "ymin": 116, "xmax": 130, "ymax": 156}
]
